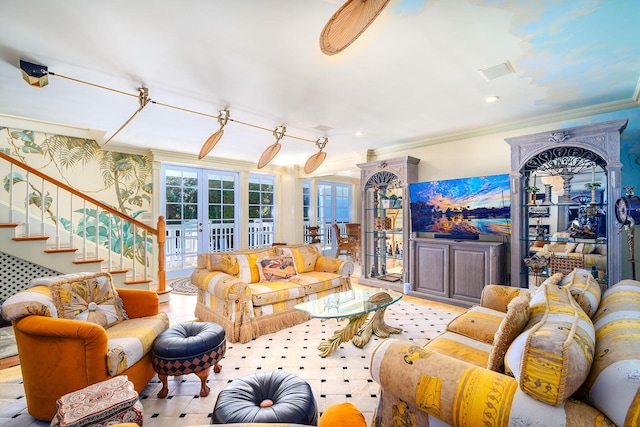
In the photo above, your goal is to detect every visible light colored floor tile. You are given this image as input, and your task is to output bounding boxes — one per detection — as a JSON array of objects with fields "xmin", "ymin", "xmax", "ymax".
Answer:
[{"xmin": 0, "ymin": 293, "xmax": 461, "ymax": 427}]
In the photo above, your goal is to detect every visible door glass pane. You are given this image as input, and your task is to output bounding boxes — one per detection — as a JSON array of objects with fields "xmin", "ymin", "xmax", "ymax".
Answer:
[
  {"xmin": 207, "ymin": 172, "xmax": 237, "ymax": 252},
  {"xmin": 248, "ymin": 174, "xmax": 275, "ymax": 248}
]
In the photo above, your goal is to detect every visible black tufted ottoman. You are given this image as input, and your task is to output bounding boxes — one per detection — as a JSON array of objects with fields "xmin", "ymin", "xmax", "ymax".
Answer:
[
  {"xmin": 152, "ymin": 322, "xmax": 226, "ymax": 398},
  {"xmin": 211, "ymin": 370, "xmax": 318, "ymax": 425}
]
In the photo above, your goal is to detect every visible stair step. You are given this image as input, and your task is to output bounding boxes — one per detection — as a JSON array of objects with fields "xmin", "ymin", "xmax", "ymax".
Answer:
[
  {"xmin": 72, "ymin": 258, "xmax": 104, "ymax": 265},
  {"xmin": 0, "ymin": 223, "xmax": 19, "ymax": 228},
  {"xmin": 108, "ymin": 269, "xmax": 129, "ymax": 275},
  {"xmin": 44, "ymin": 248, "xmax": 79, "ymax": 253},
  {"xmin": 13, "ymin": 235, "xmax": 50, "ymax": 242}
]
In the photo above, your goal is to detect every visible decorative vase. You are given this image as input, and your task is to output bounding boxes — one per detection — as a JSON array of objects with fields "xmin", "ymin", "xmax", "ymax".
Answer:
[{"xmin": 541, "ymin": 184, "xmax": 553, "ymax": 205}]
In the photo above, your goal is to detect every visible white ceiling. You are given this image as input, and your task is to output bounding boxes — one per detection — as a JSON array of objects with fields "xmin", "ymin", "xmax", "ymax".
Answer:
[{"xmin": 1, "ymin": 0, "xmax": 639, "ymax": 172}]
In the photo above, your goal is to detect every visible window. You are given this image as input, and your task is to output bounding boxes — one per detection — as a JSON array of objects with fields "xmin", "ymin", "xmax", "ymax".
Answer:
[
  {"xmin": 248, "ymin": 174, "xmax": 275, "ymax": 248},
  {"xmin": 303, "ymin": 180, "xmax": 312, "ymax": 242}
]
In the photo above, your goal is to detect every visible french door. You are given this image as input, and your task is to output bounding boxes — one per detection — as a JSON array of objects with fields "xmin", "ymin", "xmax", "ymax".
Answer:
[
  {"xmin": 162, "ymin": 165, "xmax": 238, "ymax": 277},
  {"xmin": 317, "ymin": 182, "xmax": 352, "ymax": 255}
]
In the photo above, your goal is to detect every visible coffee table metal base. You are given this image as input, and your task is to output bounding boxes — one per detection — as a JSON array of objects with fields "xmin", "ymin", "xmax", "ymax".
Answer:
[{"xmin": 318, "ymin": 306, "xmax": 402, "ymax": 357}]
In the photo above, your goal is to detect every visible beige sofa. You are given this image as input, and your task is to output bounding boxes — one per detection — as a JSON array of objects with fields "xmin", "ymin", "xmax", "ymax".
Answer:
[
  {"xmin": 370, "ymin": 269, "xmax": 640, "ymax": 426},
  {"xmin": 191, "ymin": 243, "xmax": 354, "ymax": 343}
]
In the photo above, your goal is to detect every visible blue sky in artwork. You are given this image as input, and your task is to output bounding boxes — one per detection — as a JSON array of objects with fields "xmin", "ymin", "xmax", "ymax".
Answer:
[
  {"xmin": 392, "ymin": 0, "xmax": 427, "ymax": 16},
  {"xmin": 409, "ymin": 174, "xmax": 510, "ymax": 211}
]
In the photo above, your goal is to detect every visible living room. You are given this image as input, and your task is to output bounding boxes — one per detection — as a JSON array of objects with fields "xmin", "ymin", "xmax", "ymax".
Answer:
[{"xmin": 2, "ymin": 1, "xmax": 640, "ymax": 426}]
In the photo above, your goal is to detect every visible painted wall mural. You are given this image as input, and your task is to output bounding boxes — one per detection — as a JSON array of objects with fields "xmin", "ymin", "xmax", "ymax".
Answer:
[{"xmin": 0, "ymin": 127, "xmax": 154, "ymax": 263}]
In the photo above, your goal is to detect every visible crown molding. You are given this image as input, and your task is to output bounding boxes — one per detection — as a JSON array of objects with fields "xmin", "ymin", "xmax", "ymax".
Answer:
[{"xmin": 373, "ymin": 98, "xmax": 640, "ymax": 157}]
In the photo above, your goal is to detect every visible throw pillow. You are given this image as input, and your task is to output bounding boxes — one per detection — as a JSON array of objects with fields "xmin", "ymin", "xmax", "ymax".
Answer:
[
  {"xmin": 560, "ymin": 268, "xmax": 601, "ymax": 318},
  {"xmin": 319, "ymin": 402, "xmax": 366, "ymax": 427},
  {"xmin": 1, "ymin": 285, "xmax": 58, "ymax": 321},
  {"xmin": 504, "ymin": 279, "xmax": 595, "ymax": 406},
  {"xmin": 49, "ymin": 272, "xmax": 127, "ymax": 328},
  {"xmin": 256, "ymin": 256, "xmax": 298, "ymax": 282},
  {"xmin": 486, "ymin": 291, "xmax": 532, "ymax": 372}
]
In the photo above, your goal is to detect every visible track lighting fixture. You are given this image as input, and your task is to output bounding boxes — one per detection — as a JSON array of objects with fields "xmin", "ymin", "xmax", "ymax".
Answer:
[
  {"xmin": 21, "ymin": 62, "xmax": 330, "ymax": 171},
  {"xmin": 199, "ymin": 109, "xmax": 230, "ymax": 160},
  {"xmin": 304, "ymin": 137, "xmax": 329, "ymax": 174},
  {"xmin": 257, "ymin": 126, "xmax": 286, "ymax": 169},
  {"xmin": 103, "ymin": 87, "xmax": 150, "ymax": 146}
]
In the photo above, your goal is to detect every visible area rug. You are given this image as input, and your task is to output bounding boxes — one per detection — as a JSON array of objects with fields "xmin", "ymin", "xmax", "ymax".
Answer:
[{"xmin": 168, "ymin": 277, "xmax": 198, "ymax": 295}]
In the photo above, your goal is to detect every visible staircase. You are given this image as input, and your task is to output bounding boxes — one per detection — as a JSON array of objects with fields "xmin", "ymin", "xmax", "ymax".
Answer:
[{"xmin": 0, "ymin": 151, "xmax": 167, "ymax": 295}]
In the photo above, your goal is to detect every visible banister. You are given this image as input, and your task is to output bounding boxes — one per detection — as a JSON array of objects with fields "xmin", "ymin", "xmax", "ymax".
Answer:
[
  {"xmin": 0, "ymin": 151, "xmax": 166, "ymax": 294},
  {"xmin": 0, "ymin": 151, "xmax": 155, "ymax": 234}
]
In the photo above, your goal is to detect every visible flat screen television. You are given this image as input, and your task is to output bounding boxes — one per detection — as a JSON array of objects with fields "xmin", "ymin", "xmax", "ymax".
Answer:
[{"xmin": 409, "ymin": 173, "xmax": 511, "ymax": 237}]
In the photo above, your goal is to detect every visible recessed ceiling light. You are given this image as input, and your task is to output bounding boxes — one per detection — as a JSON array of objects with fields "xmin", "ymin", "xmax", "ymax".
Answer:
[
  {"xmin": 485, "ymin": 96, "xmax": 500, "ymax": 103},
  {"xmin": 355, "ymin": 131, "xmax": 365, "ymax": 136}
]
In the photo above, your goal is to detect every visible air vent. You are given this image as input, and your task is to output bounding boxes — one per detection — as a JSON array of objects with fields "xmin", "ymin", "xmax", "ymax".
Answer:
[
  {"xmin": 313, "ymin": 124, "xmax": 334, "ymax": 132},
  {"xmin": 479, "ymin": 61, "xmax": 515, "ymax": 81}
]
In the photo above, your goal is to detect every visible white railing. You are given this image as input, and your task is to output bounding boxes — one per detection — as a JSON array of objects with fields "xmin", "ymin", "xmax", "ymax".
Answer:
[{"xmin": 0, "ymin": 152, "xmax": 165, "ymax": 288}]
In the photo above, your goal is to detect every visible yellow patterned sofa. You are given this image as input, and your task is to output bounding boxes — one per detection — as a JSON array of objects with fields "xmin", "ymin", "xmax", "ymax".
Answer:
[
  {"xmin": 370, "ymin": 270, "xmax": 640, "ymax": 426},
  {"xmin": 191, "ymin": 243, "xmax": 354, "ymax": 343},
  {"xmin": 1, "ymin": 272, "xmax": 169, "ymax": 421}
]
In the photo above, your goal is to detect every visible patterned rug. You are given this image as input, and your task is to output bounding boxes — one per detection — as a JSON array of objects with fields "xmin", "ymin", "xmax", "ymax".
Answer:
[{"xmin": 168, "ymin": 277, "xmax": 198, "ymax": 295}]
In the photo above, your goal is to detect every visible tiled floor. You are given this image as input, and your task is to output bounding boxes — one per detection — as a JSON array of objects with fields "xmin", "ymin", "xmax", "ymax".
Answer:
[{"xmin": 0, "ymin": 282, "xmax": 465, "ymax": 427}]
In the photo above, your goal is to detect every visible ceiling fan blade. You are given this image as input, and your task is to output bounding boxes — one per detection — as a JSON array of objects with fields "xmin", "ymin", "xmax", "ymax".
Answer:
[
  {"xmin": 304, "ymin": 151, "xmax": 327, "ymax": 174},
  {"xmin": 198, "ymin": 128, "xmax": 224, "ymax": 159},
  {"xmin": 320, "ymin": 0, "xmax": 391, "ymax": 55},
  {"xmin": 257, "ymin": 142, "xmax": 282, "ymax": 169}
]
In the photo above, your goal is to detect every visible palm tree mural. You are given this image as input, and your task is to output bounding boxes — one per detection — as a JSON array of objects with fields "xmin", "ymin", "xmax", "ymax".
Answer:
[{"xmin": 1, "ymin": 127, "xmax": 154, "ymax": 264}]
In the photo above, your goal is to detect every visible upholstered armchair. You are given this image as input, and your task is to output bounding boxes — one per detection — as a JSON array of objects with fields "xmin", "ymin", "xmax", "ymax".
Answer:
[{"xmin": 2, "ymin": 272, "xmax": 168, "ymax": 420}]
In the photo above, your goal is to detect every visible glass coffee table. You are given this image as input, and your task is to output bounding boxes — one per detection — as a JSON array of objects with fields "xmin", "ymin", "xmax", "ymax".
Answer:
[{"xmin": 294, "ymin": 287, "xmax": 403, "ymax": 357}]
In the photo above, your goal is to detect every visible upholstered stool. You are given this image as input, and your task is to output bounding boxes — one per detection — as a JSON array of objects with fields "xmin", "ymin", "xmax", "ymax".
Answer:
[
  {"xmin": 211, "ymin": 370, "xmax": 318, "ymax": 425},
  {"xmin": 50, "ymin": 376, "xmax": 142, "ymax": 427},
  {"xmin": 152, "ymin": 321, "xmax": 226, "ymax": 398}
]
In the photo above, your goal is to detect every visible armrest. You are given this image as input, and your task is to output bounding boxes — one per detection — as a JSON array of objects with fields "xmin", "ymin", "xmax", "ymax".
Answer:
[
  {"xmin": 479, "ymin": 284, "xmax": 529, "ymax": 312},
  {"xmin": 117, "ymin": 288, "xmax": 159, "ymax": 318},
  {"xmin": 315, "ymin": 256, "xmax": 354, "ymax": 278},
  {"xmin": 190, "ymin": 268, "xmax": 251, "ymax": 300},
  {"xmin": 13, "ymin": 315, "xmax": 109, "ymax": 389},
  {"xmin": 370, "ymin": 339, "xmax": 612, "ymax": 426}
]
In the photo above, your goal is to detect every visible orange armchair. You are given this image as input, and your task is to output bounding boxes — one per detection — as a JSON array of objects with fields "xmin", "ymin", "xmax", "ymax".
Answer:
[{"xmin": 12, "ymin": 288, "xmax": 163, "ymax": 420}]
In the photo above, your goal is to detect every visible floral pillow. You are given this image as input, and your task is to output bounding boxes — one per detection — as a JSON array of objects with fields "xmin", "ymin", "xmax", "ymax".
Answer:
[
  {"xmin": 256, "ymin": 256, "xmax": 298, "ymax": 282},
  {"xmin": 49, "ymin": 272, "xmax": 127, "ymax": 328}
]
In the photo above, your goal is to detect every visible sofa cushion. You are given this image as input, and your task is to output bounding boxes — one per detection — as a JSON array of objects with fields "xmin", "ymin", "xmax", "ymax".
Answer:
[
  {"xmin": 257, "ymin": 256, "xmax": 298, "ymax": 282},
  {"xmin": 49, "ymin": 272, "xmax": 127, "ymax": 328},
  {"xmin": 289, "ymin": 272, "xmax": 344, "ymax": 294},
  {"xmin": 250, "ymin": 281, "xmax": 306, "ymax": 306},
  {"xmin": 504, "ymin": 279, "xmax": 595, "ymax": 406},
  {"xmin": 446, "ymin": 306, "xmax": 506, "ymax": 345},
  {"xmin": 425, "ymin": 331, "xmax": 492, "ymax": 367},
  {"xmin": 560, "ymin": 267, "xmax": 601, "ymax": 318},
  {"xmin": 105, "ymin": 312, "xmax": 169, "ymax": 376},
  {"xmin": 584, "ymin": 279, "xmax": 640, "ymax": 427},
  {"xmin": 487, "ymin": 291, "xmax": 531, "ymax": 372},
  {"xmin": 281, "ymin": 244, "xmax": 321, "ymax": 273},
  {"xmin": 1, "ymin": 285, "xmax": 58, "ymax": 321}
]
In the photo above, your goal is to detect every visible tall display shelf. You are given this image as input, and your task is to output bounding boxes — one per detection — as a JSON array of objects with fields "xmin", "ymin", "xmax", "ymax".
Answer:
[
  {"xmin": 357, "ymin": 156, "xmax": 420, "ymax": 291},
  {"xmin": 506, "ymin": 119, "xmax": 627, "ymax": 289}
]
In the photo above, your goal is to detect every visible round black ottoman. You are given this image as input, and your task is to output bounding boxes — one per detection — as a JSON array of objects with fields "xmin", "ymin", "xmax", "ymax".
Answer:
[
  {"xmin": 152, "ymin": 322, "xmax": 226, "ymax": 398},
  {"xmin": 211, "ymin": 370, "xmax": 318, "ymax": 425}
]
